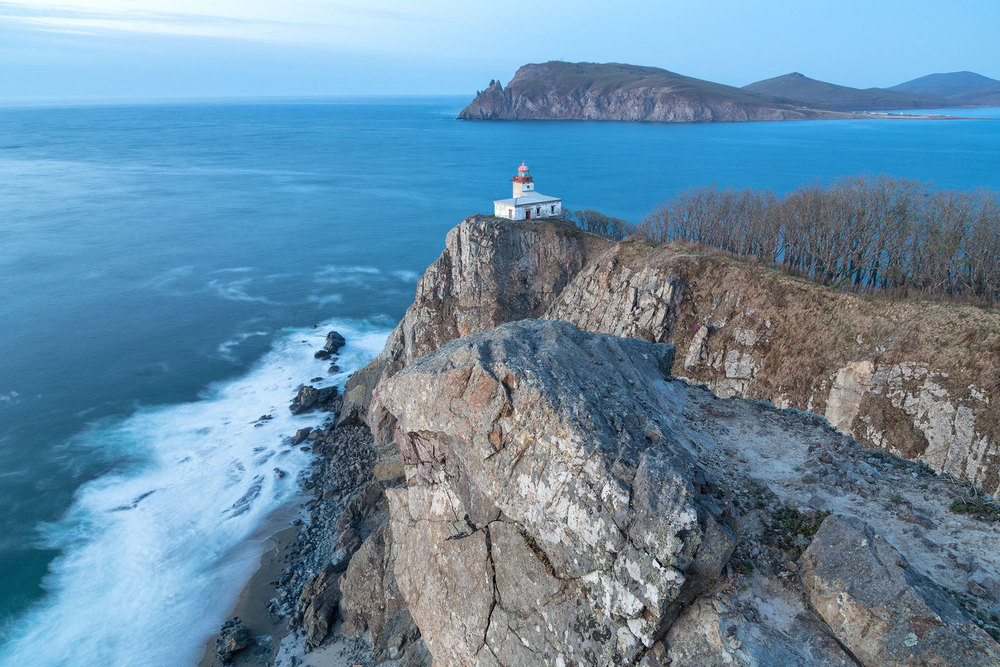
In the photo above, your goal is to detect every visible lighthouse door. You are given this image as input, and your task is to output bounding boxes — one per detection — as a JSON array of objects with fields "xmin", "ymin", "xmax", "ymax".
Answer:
[{"xmin": 525, "ymin": 209, "xmax": 531, "ymax": 220}]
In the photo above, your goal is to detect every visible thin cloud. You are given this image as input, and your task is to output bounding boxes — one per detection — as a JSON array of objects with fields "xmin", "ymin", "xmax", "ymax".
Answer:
[{"xmin": 0, "ymin": 0, "xmax": 425, "ymax": 42}]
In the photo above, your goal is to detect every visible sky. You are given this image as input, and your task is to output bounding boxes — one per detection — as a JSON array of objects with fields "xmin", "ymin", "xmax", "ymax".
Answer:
[{"xmin": 1, "ymin": 0, "xmax": 999, "ymax": 101}]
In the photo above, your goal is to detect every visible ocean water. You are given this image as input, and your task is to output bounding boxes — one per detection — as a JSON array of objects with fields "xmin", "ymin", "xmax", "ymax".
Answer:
[{"xmin": 1, "ymin": 96, "xmax": 998, "ymax": 665}]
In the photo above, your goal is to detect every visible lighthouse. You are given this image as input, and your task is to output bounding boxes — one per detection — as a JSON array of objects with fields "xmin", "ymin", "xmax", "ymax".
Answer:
[{"xmin": 493, "ymin": 162, "xmax": 562, "ymax": 221}]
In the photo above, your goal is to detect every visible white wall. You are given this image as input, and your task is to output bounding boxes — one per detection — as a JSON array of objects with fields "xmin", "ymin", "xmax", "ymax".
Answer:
[{"xmin": 494, "ymin": 201, "xmax": 562, "ymax": 220}]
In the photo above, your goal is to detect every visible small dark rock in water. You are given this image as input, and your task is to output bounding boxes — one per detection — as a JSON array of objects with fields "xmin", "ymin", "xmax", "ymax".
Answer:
[
  {"xmin": 292, "ymin": 427, "xmax": 312, "ymax": 445},
  {"xmin": 215, "ymin": 617, "xmax": 251, "ymax": 663},
  {"xmin": 310, "ymin": 376, "xmax": 323, "ymax": 383},
  {"xmin": 228, "ymin": 476, "xmax": 264, "ymax": 517},
  {"xmin": 328, "ymin": 363, "xmax": 340, "ymax": 374},
  {"xmin": 289, "ymin": 385, "xmax": 339, "ymax": 415},
  {"xmin": 313, "ymin": 349, "xmax": 332, "ymax": 360},
  {"xmin": 323, "ymin": 330, "xmax": 346, "ymax": 354},
  {"xmin": 256, "ymin": 414, "xmax": 273, "ymax": 422},
  {"xmin": 274, "ymin": 468, "xmax": 287, "ymax": 479}
]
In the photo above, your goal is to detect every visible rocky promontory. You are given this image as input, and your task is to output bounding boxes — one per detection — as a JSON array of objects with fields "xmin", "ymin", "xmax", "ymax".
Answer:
[{"xmin": 223, "ymin": 216, "xmax": 1000, "ymax": 666}]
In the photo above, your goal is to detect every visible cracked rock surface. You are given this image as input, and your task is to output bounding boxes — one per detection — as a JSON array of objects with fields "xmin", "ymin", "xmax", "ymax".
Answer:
[{"xmin": 375, "ymin": 320, "xmax": 741, "ymax": 664}]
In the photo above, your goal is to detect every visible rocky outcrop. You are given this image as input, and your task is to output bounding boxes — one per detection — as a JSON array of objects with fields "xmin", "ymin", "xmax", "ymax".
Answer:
[
  {"xmin": 350, "ymin": 216, "xmax": 1000, "ymax": 493},
  {"xmin": 457, "ymin": 62, "xmax": 864, "ymax": 123},
  {"xmin": 350, "ymin": 319, "xmax": 1000, "ymax": 665},
  {"xmin": 341, "ymin": 215, "xmax": 606, "ymax": 438}
]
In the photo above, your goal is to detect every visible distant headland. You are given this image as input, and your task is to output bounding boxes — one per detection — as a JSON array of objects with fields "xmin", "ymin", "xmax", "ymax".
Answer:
[{"xmin": 457, "ymin": 61, "xmax": 999, "ymax": 123}]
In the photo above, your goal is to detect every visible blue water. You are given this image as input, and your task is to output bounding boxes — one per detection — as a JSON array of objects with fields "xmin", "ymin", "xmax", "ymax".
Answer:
[{"xmin": 1, "ymin": 96, "xmax": 998, "ymax": 665}]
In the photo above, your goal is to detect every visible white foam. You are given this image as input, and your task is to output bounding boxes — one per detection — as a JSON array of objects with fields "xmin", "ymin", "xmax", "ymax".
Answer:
[
  {"xmin": 0, "ymin": 319, "xmax": 390, "ymax": 667},
  {"xmin": 216, "ymin": 330, "xmax": 269, "ymax": 362},
  {"xmin": 390, "ymin": 270, "xmax": 419, "ymax": 283},
  {"xmin": 207, "ymin": 277, "xmax": 278, "ymax": 304}
]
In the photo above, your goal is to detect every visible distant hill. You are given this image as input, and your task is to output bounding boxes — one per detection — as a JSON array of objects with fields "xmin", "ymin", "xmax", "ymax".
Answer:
[
  {"xmin": 948, "ymin": 86, "xmax": 1000, "ymax": 106},
  {"xmin": 457, "ymin": 62, "xmax": 863, "ymax": 123},
  {"xmin": 889, "ymin": 72, "xmax": 1000, "ymax": 100},
  {"xmin": 742, "ymin": 72, "xmax": 946, "ymax": 110}
]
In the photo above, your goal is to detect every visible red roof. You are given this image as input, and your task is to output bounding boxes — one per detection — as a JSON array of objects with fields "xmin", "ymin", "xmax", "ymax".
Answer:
[{"xmin": 517, "ymin": 162, "xmax": 529, "ymax": 172}]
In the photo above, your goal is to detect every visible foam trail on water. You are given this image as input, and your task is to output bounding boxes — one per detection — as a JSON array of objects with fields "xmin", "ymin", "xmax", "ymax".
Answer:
[{"xmin": 0, "ymin": 319, "xmax": 390, "ymax": 667}]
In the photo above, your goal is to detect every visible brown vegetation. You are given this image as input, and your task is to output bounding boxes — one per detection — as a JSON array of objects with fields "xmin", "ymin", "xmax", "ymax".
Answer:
[{"xmin": 635, "ymin": 176, "xmax": 1000, "ymax": 306}]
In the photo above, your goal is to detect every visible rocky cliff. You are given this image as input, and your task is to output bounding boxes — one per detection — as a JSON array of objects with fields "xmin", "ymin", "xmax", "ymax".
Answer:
[
  {"xmin": 457, "ymin": 62, "xmax": 865, "ymax": 123},
  {"xmin": 347, "ymin": 215, "xmax": 1000, "ymax": 495},
  {"xmin": 326, "ymin": 319, "xmax": 1000, "ymax": 665},
  {"xmin": 261, "ymin": 215, "xmax": 1000, "ymax": 667}
]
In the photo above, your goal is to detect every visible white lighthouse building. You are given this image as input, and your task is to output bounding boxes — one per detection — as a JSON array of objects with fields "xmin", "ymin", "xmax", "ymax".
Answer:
[{"xmin": 493, "ymin": 163, "xmax": 562, "ymax": 220}]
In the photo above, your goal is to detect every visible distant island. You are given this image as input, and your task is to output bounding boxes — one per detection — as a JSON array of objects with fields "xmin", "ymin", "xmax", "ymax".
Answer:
[{"xmin": 457, "ymin": 61, "xmax": 999, "ymax": 122}]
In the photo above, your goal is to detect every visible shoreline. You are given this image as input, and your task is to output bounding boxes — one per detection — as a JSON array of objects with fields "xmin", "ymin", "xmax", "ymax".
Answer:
[
  {"xmin": 198, "ymin": 523, "xmax": 300, "ymax": 667},
  {"xmin": 196, "ymin": 407, "xmax": 384, "ymax": 666}
]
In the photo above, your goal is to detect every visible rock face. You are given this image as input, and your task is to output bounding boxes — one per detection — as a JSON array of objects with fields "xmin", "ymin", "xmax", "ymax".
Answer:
[
  {"xmin": 800, "ymin": 516, "xmax": 1000, "ymax": 666},
  {"xmin": 348, "ymin": 216, "xmax": 1000, "ymax": 493},
  {"xmin": 341, "ymin": 215, "xmax": 605, "ymax": 437},
  {"xmin": 457, "ymin": 62, "xmax": 861, "ymax": 123},
  {"xmin": 374, "ymin": 320, "xmax": 740, "ymax": 664}
]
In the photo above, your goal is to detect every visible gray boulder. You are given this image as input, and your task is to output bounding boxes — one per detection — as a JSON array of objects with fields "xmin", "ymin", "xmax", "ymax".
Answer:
[
  {"xmin": 375, "ymin": 320, "xmax": 740, "ymax": 665},
  {"xmin": 324, "ymin": 330, "xmax": 347, "ymax": 354},
  {"xmin": 289, "ymin": 384, "xmax": 339, "ymax": 415},
  {"xmin": 214, "ymin": 617, "xmax": 250, "ymax": 663}
]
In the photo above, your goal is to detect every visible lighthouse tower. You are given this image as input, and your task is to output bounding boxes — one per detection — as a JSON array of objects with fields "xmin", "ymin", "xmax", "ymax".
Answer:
[
  {"xmin": 512, "ymin": 162, "xmax": 535, "ymax": 197},
  {"xmin": 493, "ymin": 162, "xmax": 562, "ymax": 221}
]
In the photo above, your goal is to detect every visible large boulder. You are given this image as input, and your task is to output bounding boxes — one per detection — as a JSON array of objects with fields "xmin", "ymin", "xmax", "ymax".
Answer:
[
  {"xmin": 214, "ymin": 617, "xmax": 250, "ymax": 663},
  {"xmin": 289, "ymin": 384, "xmax": 339, "ymax": 415},
  {"xmin": 324, "ymin": 330, "xmax": 347, "ymax": 354},
  {"xmin": 374, "ymin": 320, "xmax": 740, "ymax": 664},
  {"xmin": 800, "ymin": 516, "xmax": 1000, "ymax": 666}
]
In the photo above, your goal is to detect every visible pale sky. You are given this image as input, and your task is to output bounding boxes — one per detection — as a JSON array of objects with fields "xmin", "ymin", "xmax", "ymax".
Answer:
[{"xmin": 2, "ymin": 0, "xmax": 999, "ymax": 101}]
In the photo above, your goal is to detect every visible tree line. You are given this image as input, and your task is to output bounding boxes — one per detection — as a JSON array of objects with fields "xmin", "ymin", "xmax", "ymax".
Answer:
[{"xmin": 631, "ymin": 176, "xmax": 1000, "ymax": 306}]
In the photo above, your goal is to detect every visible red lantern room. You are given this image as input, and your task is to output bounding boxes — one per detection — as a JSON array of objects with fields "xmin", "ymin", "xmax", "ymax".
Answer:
[{"xmin": 512, "ymin": 162, "xmax": 533, "ymax": 183}]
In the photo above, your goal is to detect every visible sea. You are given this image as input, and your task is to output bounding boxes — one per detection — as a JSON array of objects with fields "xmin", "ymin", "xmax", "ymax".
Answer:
[{"xmin": 0, "ymin": 96, "xmax": 998, "ymax": 665}]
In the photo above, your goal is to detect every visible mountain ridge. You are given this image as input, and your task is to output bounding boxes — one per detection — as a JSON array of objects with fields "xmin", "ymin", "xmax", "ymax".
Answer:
[{"xmin": 742, "ymin": 71, "xmax": 947, "ymax": 110}]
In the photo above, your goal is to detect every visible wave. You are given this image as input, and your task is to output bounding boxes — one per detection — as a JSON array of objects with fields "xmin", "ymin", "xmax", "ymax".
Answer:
[
  {"xmin": 0, "ymin": 319, "xmax": 390, "ymax": 667},
  {"xmin": 207, "ymin": 278, "xmax": 277, "ymax": 304},
  {"xmin": 215, "ymin": 330, "xmax": 269, "ymax": 362}
]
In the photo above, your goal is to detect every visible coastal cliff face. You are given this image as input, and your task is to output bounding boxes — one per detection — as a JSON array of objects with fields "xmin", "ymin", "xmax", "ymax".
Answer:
[
  {"xmin": 457, "ymin": 62, "xmax": 855, "ymax": 123},
  {"xmin": 347, "ymin": 215, "xmax": 1000, "ymax": 494}
]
